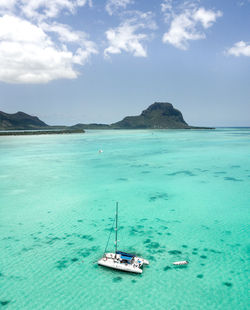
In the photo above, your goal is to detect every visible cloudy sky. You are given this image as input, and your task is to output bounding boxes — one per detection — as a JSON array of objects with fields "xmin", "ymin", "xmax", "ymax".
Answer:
[{"xmin": 0, "ymin": 0, "xmax": 249, "ymax": 126}]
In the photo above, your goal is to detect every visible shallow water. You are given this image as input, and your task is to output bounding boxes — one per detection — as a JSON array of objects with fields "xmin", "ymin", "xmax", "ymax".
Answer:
[{"xmin": 0, "ymin": 128, "xmax": 249, "ymax": 309}]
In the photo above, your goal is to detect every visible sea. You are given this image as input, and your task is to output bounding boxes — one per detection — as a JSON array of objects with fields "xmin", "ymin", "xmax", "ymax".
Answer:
[{"xmin": 0, "ymin": 128, "xmax": 249, "ymax": 309}]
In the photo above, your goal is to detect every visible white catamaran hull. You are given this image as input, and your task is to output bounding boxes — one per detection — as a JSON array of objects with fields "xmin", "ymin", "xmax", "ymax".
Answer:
[
  {"xmin": 98, "ymin": 203, "xmax": 149, "ymax": 274},
  {"xmin": 98, "ymin": 258, "xmax": 143, "ymax": 274}
]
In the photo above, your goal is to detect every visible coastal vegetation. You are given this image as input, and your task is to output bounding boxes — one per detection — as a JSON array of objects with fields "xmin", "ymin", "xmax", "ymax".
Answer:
[{"xmin": 0, "ymin": 129, "xmax": 84, "ymax": 136}]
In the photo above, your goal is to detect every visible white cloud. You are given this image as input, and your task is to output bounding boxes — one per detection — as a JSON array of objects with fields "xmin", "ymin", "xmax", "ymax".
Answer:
[
  {"xmin": 0, "ymin": 0, "xmax": 92, "ymax": 19},
  {"xmin": 0, "ymin": 1, "xmax": 97, "ymax": 84},
  {"xmin": 104, "ymin": 23, "xmax": 147, "ymax": 57},
  {"xmin": 161, "ymin": 0, "xmax": 173, "ymax": 23},
  {"xmin": 104, "ymin": 11, "xmax": 156, "ymax": 57},
  {"xmin": 226, "ymin": 41, "xmax": 250, "ymax": 57},
  {"xmin": 161, "ymin": 0, "xmax": 172, "ymax": 13},
  {"xmin": 0, "ymin": 0, "xmax": 16, "ymax": 10},
  {"xmin": 237, "ymin": 0, "xmax": 250, "ymax": 6},
  {"xmin": 162, "ymin": 2, "xmax": 222, "ymax": 50},
  {"xmin": 106, "ymin": 0, "xmax": 133, "ymax": 16},
  {"xmin": 40, "ymin": 22, "xmax": 87, "ymax": 44},
  {"xmin": 0, "ymin": 15, "xmax": 97, "ymax": 84},
  {"xmin": 21, "ymin": 0, "xmax": 91, "ymax": 20},
  {"xmin": 193, "ymin": 7, "xmax": 222, "ymax": 28}
]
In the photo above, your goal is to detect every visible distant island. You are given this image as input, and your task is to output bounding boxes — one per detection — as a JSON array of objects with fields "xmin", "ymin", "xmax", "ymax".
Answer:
[
  {"xmin": 0, "ymin": 111, "xmax": 85, "ymax": 135},
  {"xmin": 0, "ymin": 102, "xmax": 214, "ymax": 134}
]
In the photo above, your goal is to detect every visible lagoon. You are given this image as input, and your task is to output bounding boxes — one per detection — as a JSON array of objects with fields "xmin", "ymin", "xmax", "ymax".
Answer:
[{"xmin": 0, "ymin": 128, "xmax": 249, "ymax": 309}]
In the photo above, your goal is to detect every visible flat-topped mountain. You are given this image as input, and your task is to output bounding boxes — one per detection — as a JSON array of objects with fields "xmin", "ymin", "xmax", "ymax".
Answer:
[
  {"xmin": 111, "ymin": 102, "xmax": 189, "ymax": 129},
  {"xmin": 0, "ymin": 111, "xmax": 48, "ymax": 130}
]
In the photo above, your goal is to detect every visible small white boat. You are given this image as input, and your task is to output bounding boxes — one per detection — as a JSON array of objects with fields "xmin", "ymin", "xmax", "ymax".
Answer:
[
  {"xmin": 173, "ymin": 260, "xmax": 189, "ymax": 266},
  {"xmin": 98, "ymin": 203, "xmax": 149, "ymax": 274}
]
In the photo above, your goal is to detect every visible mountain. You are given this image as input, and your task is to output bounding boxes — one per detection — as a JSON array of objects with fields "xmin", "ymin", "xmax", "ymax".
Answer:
[
  {"xmin": 0, "ymin": 102, "xmax": 214, "ymax": 131},
  {"xmin": 69, "ymin": 102, "xmax": 193, "ymax": 130},
  {"xmin": 111, "ymin": 102, "xmax": 190, "ymax": 129},
  {"xmin": 0, "ymin": 111, "xmax": 48, "ymax": 130}
]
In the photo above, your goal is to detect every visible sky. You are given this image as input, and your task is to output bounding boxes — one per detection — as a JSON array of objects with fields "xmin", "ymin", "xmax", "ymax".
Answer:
[{"xmin": 0, "ymin": 0, "xmax": 250, "ymax": 127}]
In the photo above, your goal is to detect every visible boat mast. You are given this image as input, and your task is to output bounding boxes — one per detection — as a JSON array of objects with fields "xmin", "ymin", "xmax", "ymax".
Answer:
[{"xmin": 115, "ymin": 202, "xmax": 118, "ymax": 256}]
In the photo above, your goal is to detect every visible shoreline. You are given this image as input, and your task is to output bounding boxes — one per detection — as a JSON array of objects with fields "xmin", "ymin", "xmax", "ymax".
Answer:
[{"xmin": 0, "ymin": 129, "xmax": 85, "ymax": 136}]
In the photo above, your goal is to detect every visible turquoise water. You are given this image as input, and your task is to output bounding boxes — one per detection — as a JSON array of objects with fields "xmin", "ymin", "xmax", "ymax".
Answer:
[{"xmin": 0, "ymin": 129, "xmax": 249, "ymax": 309}]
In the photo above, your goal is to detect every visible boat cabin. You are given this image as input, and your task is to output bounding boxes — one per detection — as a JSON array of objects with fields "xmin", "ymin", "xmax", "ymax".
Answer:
[{"xmin": 116, "ymin": 251, "xmax": 137, "ymax": 264}]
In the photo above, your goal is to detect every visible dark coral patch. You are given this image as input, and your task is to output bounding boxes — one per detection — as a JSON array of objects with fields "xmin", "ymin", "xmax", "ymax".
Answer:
[
  {"xmin": 163, "ymin": 266, "xmax": 171, "ymax": 271},
  {"xmin": 168, "ymin": 250, "xmax": 182, "ymax": 255},
  {"xmin": 131, "ymin": 279, "xmax": 137, "ymax": 283},
  {"xmin": 167, "ymin": 170, "xmax": 195, "ymax": 177},
  {"xmin": 161, "ymin": 226, "xmax": 168, "ymax": 230},
  {"xmin": 129, "ymin": 226, "xmax": 144, "ymax": 235},
  {"xmin": 0, "ymin": 301, "xmax": 10, "ymax": 306},
  {"xmin": 201, "ymin": 225, "xmax": 210, "ymax": 230},
  {"xmin": 22, "ymin": 247, "xmax": 33, "ymax": 252},
  {"xmin": 200, "ymin": 255, "xmax": 207, "ymax": 259},
  {"xmin": 113, "ymin": 277, "xmax": 122, "ymax": 282},
  {"xmin": 210, "ymin": 249, "xmax": 222, "ymax": 254},
  {"xmin": 149, "ymin": 192, "xmax": 168, "ymax": 202},
  {"xmin": 147, "ymin": 242, "xmax": 160, "ymax": 249},
  {"xmin": 145, "ymin": 241, "xmax": 165, "ymax": 254},
  {"xmin": 182, "ymin": 245, "xmax": 188, "ymax": 248},
  {"xmin": 77, "ymin": 220, "xmax": 83, "ymax": 223},
  {"xmin": 117, "ymin": 178, "xmax": 128, "ymax": 181},
  {"xmin": 223, "ymin": 282, "xmax": 233, "ymax": 287},
  {"xmin": 46, "ymin": 237, "xmax": 61, "ymax": 245},
  {"xmin": 197, "ymin": 274, "xmax": 203, "ymax": 279},
  {"xmin": 81, "ymin": 235, "xmax": 94, "ymax": 241},
  {"xmin": 224, "ymin": 177, "xmax": 242, "ymax": 182},
  {"xmin": 56, "ymin": 259, "xmax": 68, "ymax": 270},
  {"xmin": 156, "ymin": 248, "xmax": 165, "ymax": 253},
  {"xmin": 77, "ymin": 246, "xmax": 100, "ymax": 258},
  {"xmin": 71, "ymin": 258, "xmax": 79, "ymax": 262},
  {"xmin": 192, "ymin": 252, "xmax": 198, "ymax": 255},
  {"xmin": 136, "ymin": 225, "xmax": 144, "ymax": 229},
  {"xmin": 144, "ymin": 239, "xmax": 151, "ymax": 244}
]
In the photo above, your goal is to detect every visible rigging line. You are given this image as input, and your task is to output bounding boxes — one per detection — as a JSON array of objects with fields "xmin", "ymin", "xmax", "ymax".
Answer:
[{"xmin": 103, "ymin": 215, "xmax": 116, "ymax": 256}]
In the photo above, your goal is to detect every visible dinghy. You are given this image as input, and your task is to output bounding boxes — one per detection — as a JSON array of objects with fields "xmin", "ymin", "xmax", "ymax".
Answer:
[
  {"xmin": 98, "ymin": 203, "xmax": 149, "ymax": 274},
  {"xmin": 173, "ymin": 260, "xmax": 189, "ymax": 266}
]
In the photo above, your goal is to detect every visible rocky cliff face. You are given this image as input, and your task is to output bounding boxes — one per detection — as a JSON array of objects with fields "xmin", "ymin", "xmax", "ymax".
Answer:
[
  {"xmin": 0, "ymin": 111, "xmax": 48, "ymax": 130},
  {"xmin": 112, "ymin": 102, "xmax": 190, "ymax": 129}
]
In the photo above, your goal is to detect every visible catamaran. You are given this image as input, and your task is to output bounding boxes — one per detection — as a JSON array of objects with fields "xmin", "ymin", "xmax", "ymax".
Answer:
[{"xmin": 98, "ymin": 202, "xmax": 149, "ymax": 274}]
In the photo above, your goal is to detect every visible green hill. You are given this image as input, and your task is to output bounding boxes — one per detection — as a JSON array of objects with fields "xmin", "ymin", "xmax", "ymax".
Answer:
[
  {"xmin": 111, "ymin": 102, "xmax": 190, "ymax": 129},
  {"xmin": 0, "ymin": 111, "xmax": 48, "ymax": 130}
]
